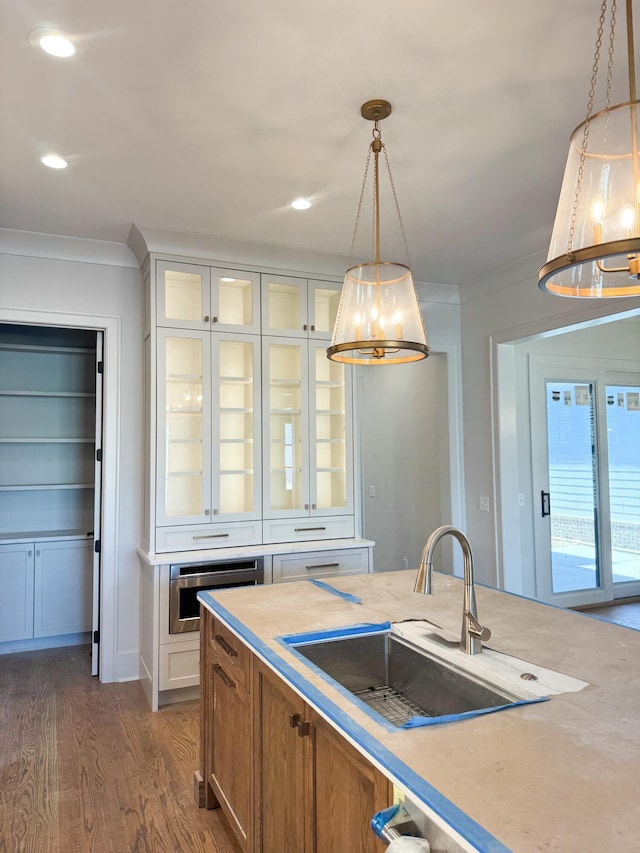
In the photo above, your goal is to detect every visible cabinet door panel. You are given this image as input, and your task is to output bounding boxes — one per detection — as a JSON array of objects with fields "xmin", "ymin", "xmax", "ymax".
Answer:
[
  {"xmin": 0, "ymin": 543, "xmax": 34, "ymax": 641},
  {"xmin": 156, "ymin": 330, "xmax": 212, "ymax": 526},
  {"xmin": 33, "ymin": 540, "xmax": 92, "ymax": 637},
  {"xmin": 156, "ymin": 261, "xmax": 211, "ymax": 329},
  {"xmin": 210, "ymin": 656, "xmax": 253, "ymax": 848},
  {"xmin": 310, "ymin": 346, "xmax": 354, "ymax": 516},
  {"xmin": 312, "ymin": 711, "xmax": 391, "ymax": 853},
  {"xmin": 213, "ymin": 334, "xmax": 261, "ymax": 520},
  {"xmin": 308, "ymin": 280, "xmax": 342, "ymax": 340},
  {"xmin": 211, "ymin": 268, "xmax": 261, "ymax": 334},
  {"xmin": 261, "ymin": 275, "xmax": 308, "ymax": 338},
  {"xmin": 262, "ymin": 339, "xmax": 310, "ymax": 518},
  {"xmin": 256, "ymin": 664, "xmax": 307, "ymax": 853}
]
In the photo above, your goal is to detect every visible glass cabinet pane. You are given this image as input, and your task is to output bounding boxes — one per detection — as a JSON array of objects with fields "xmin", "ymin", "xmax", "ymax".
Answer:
[
  {"xmin": 262, "ymin": 276, "xmax": 307, "ymax": 336},
  {"xmin": 217, "ymin": 339, "xmax": 257, "ymax": 515},
  {"xmin": 313, "ymin": 349, "xmax": 347, "ymax": 510},
  {"xmin": 215, "ymin": 273, "xmax": 255, "ymax": 329},
  {"xmin": 311, "ymin": 283, "xmax": 342, "ymax": 338},
  {"xmin": 268, "ymin": 343, "xmax": 305, "ymax": 511},
  {"xmin": 162, "ymin": 335, "xmax": 207, "ymax": 519},
  {"xmin": 158, "ymin": 262, "xmax": 209, "ymax": 327}
]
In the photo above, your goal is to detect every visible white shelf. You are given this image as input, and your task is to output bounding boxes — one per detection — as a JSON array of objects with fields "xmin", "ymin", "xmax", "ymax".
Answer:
[
  {"xmin": 316, "ymin": 381, "xmax": 344, "ymax": 388},
  {"xmin": 0, "ymin": 437, "xmax": 94, "ymax": 444},
  {"xmin": 220, "ymin": 469, "xmax": 253, "ymax": 475},
  {"xmin": 271, "ymin": 408, "xmax": 302, "ymax": 415},
  {"xmin": 220, "ymin": 438, "xmax": 254, "ymax": 444},
  {"xmin": 166, "ymin": 407, "xmax": 203, "ymax": 413},
  {"xmin": 167, "ymin": 373, "xmax": 203, "ymax": 382},
  {"xmin": 220, "ymin": 376, "xmax": 253, "ymax": 385},
  {"xmin": 270, "ymin": 379, "xmax": 301, "ymax": 387},
  {"xmin": 0, "ymin": 390, "xmax": 96, "ymax": 398},
  {"xmin": 316, "ymin": 438, "xmax": 345, "ymax": 444},
  {"xmin": 220, "ymin": 407, "xmax": 253, "ymax": 414},
  {"xmin": 0, "ymin": 483, "xmax": 94, "ymax": 492},
  {"xmin": 316, "ymin": 409, "xmax": 345, "ymax": 415},
  {"xmin": 316, "ymin": 467, "xmax": 345, "ymax": 473}
]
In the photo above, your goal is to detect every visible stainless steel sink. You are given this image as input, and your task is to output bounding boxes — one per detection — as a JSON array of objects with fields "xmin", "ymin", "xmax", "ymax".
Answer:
[{"xmin": 291, "ymin": 631, "xmax": 519, "ymax": 726}]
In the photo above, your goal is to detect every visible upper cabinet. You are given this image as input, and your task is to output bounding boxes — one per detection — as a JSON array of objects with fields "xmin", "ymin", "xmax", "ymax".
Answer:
[
  {"xmin": 261, "ymin": 275, "xmax": 342, "ymax": 340},
  {"xmin": 157, "ymin": 260, "xmax": 260, "ymax": 334}
]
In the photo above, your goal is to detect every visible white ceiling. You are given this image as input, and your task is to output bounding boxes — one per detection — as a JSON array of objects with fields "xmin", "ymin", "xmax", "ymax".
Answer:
[{"xmin": 0, "ymin": 0, "xmax": 629, "ymax": 292}]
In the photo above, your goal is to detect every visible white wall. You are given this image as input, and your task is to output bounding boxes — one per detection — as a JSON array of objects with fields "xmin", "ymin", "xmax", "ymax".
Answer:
[
  {"xmin": 0, "ymin": 229, "xmax": 142, "ymax": 681},
  {"xmin": 460, "ymin": 249, "xmax": 640, "ymax": 588}
]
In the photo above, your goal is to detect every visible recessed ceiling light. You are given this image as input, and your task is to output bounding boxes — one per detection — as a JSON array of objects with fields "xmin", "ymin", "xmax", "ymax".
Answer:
[
  {"xmin": 29, "ymin": 29, "xmax": 82, "ymax": 58},
  {"xmin": 220, "ymin": 277, "xmax": 236, "ymax": 282},
  {"xmin": 291, "ymin": 198, "xmax": 312, "ymax": 210},
  {"xmin": 41, "ymin": 154, "xmax": 68, "ymax": 169}
]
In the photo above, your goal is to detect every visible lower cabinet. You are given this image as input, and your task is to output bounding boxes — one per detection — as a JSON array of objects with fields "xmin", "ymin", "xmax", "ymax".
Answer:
[
  {"xmin": 0, "ymin": 538, "xmax": 92, "ymax": 644},
  {"xmin": 199, "ymin": 607, "xmax": 391, "ymax": 853}
]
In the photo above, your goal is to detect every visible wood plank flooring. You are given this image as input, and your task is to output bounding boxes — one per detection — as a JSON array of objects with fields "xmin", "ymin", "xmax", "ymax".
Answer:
[{"xmin": 0, "ymin": 645, "xmax": 241, "ymax": 853}]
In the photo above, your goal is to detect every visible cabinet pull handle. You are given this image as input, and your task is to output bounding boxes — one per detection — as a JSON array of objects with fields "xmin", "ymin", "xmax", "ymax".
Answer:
[
  {"xmin": 204, "ymin": 315, "xmax": 210, "ymax": 323},
  {"xmin": 311, "ymin": 503, "xmax": 317, "ymax": 510},
  {"xmin": 212, "ymin": 316, "xmax": 218, "ymax": 324},
  {"xmin": 213, "ymin": 663, "xmax": 235, "ymax": 689},
  {"xmin": 214, "ymin": 634, "xmax": 238, "ymax": 658},
  {"xmin": 303, "ymin": 324, "xmax": 308, "ymax": 331},
  {"xmin": 305, "ymin": 562, "xmax": 340, "ymax": 570},
  {"xmin": 310, "ymin": 324, "xmax": 315, "ymax": 331},
  {"xmin": 193, "ymin": 533, "xmax": 230, "ymax": 540},
  {"xmin": 204, "ymin": 509, "xmax": 210, "ymax": 516},
  {"xmin": 289, "ymin": 713, "xmax": 310, "ymax": 737},
  {"xmin": 28, "ymin": 550, "xmax": 33, "ymax": 557},
  {"xmin": 294, "ymin": 526, "xmax": 327, "ymax": 532}
]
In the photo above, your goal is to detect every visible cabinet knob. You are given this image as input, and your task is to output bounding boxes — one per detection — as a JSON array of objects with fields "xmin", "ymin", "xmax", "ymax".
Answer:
[
  {"xmin": 204, "ymin": 509, "xmax": 210, "ymax": 515},
  {"xmin": 304, "ymin": 504, "xmax": 309, "ymax": 510},
  {"xmin": 310, "ymin": 324, "xmax": 315, "ymax": 331},
  {"xmin": 213, "ymin": 508, "xmax": 219, "ymax": 515},
  {"xmin": 204, "ymin": 315, "xmax": 210, "ymax": 323},
  {"xmin": 212, "ymin": 316, "xmax": 218, "ymax": 324},
  {"xmin": 312, "ymin": 503, "xmax": 317, "ymax": 510},
  {"xmin": 36, "ymin": 550, "xmax": 40, "ymax": 557},
  {"xmin": 28, "ymin": 550, "xmax": 33, "ymax": 557}
]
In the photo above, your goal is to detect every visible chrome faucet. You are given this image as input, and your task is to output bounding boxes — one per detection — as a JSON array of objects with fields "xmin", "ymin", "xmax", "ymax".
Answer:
[{"xmin": 414, "ymin": 525, "xmax": 491, "ymax": 655}]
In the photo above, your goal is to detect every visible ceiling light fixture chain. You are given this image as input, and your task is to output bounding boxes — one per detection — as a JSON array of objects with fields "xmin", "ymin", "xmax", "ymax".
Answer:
[
  {"xmin": 568, "ymin": 0, "xmax": 611, "ymax": 257},
  {"xmin": 382, "ymin": 144, "xmax": 413, "ymax": 271}
]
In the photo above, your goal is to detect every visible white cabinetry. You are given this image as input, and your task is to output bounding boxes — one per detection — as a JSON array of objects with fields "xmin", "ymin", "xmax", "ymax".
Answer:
[
  {"xmin": 0, "ymin": 543, "xmax": 34, "ymax": 642},
  {"xmin": 0, "ymin": 538, "xmax": 92, "ymax": 645},
  {"xmin": 261, "ymin": 274, "xmax": 342, "ymax": 339},
  {"xmin": 272, "ymin": 547, "xmax": 370, "ymax": 583}
]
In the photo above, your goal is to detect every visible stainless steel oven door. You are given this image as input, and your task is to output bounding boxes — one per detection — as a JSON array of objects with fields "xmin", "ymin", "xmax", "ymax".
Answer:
[{"xmin": 169, "ymin": 562, "xmax": 263, "ymax": 634}]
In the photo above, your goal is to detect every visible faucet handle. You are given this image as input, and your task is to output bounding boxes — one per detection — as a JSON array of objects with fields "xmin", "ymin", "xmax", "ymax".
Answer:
[{"xmin": 466, "ymin": 611, "xmax": 491, "ymax": 642}]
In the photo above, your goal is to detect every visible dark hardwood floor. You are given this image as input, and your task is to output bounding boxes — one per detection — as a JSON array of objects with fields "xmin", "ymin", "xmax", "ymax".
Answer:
[{"xmin": 0, "ymin": 645, "xmax": 241, "ymax": 853}]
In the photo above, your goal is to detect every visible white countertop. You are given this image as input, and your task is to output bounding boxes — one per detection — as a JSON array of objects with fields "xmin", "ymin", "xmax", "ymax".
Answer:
[{"xmin": 199, "ymin": 569, "xmax": 640, "ymax": 852}]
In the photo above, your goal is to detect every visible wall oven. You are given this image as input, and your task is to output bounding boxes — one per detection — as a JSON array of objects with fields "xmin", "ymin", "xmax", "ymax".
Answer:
[{"xmin": 169, "ymin": 557, "xmax": 264, "ymax": 634}]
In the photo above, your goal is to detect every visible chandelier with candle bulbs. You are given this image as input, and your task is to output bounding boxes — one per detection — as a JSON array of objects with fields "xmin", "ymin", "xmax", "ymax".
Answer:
[{"xmin": 328, "ymin": 100, "xmax": 430, "ymax": 364}]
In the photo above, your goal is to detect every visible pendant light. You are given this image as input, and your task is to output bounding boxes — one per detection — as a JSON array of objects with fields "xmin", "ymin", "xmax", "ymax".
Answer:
[
  {"xmin": 539, "ymin": 0, "xmax": 640, "ymax": 297},
  {"xmin": 327, "ymin": 100, "xmax": 429, "ymax": 364}
]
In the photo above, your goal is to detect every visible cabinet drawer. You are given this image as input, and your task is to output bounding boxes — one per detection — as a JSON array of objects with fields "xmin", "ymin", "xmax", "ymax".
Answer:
[
  {"xmin": 159, "ymin": 639, "xmax": 200, "ymax": 691},
  {"xmin": 156, "ymin": 520, "xmax": 262, "ymax": 553},
  {"xmin": 272, "ymin": 547, "xmax": 369, "ymax": 583},
  {"xmin": 262, "ymin": 515, "xmax": 354, "ymax": 545},
  {"xmin": 209, "ymin": 618, "xmax": 251, "ymax": 690}
]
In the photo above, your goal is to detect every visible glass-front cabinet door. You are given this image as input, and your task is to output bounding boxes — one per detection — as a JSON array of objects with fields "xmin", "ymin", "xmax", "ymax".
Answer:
[
  {"xmin": 263, "ymin": 339, "xmax": 309, "ymax": 517},
  {"xmin": 157, "ymin": 261, "xmax": 211, "ymax": 330},
  {"xmin": 156, "ymin": 330, "xmax": 211, "ymax": 526},
  {"xmin": 308, "ymin": 280, "xmax": 342, "ymax": 340},
  {"xmin": 211, "ymin": 268, "xmax": 260, "ymax": 334},
  {"xmin": 213, "ymin": 335, "xmax": 261, "ymax": 520},
  {"xmin": 261, "ymin": 275, "xmax": 309, "ymax": 338},
  {"xmin": 310, "ymin": 346, "xmax": 353, "ymax": 515},
  {"xmin": 157, "ymin": 261, "xmax": 260, "ymax": 334}
]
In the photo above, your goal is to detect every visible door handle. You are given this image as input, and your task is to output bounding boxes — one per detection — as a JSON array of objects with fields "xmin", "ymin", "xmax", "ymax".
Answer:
[
  {"xmin": 289, "ymin": 713, "xmax": 310, "ymax": 737},
  {"xmin": 540, "ymin": 490, "xmax": 551, "ymax": 518},
  {"xmin": 212, "ymin": 663, "xmax": 236, "ymax": 689},
  {"xmin": 214, "ymin": 634, "xmax": 238, "ymax": 658}
]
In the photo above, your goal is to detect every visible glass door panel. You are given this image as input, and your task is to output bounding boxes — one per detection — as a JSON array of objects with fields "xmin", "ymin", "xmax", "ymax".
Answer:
[
  {"xmin": 312, "ymin": 349, "xmax": 347, "ymax": 511},
  {"xmin": 215, "ymin": 337, "xmax": 260, "ymax": 518},
  {"xmin": 158, "ymin": 331, "xmax": 211, "ymax": 525},
  {"xmin": 545, "ymin": 381, "xmax": 600, "ymax": 594},
  {"xmin": 310, "ymin": 282, "xmax": 342, "ymax": 339},
  {"xmin": 265, "ymin": 342, "xmax": 307, "ymax": 514},
  {"xmin": 262, "ymin": 275, "xmax": 308, "ymax": 337},
  {"xmin": 157, "ymin": 261, "xmax": 210, "ymax": 330},
  {"xmin": 606, "ymin": 384, "xmax": 640, "ymax": 589},
  {"xmin": 213, "ymin": 269, "xmax": 260, "ymax": 333}
]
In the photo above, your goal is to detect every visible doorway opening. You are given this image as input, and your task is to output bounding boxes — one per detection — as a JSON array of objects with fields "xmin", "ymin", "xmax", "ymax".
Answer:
[
  {"xmin": 496, "ymin": 314, "xmax": 640, "ymax": 607},
  {"xmin": 0, "ymin": 322, "xmax": 104, "ymax": 675}
]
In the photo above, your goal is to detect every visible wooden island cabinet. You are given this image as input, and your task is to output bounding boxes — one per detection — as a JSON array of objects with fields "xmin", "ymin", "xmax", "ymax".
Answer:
[{"xmin": 197, "ymin": 606, "xmax": 391, "ymax": 853}]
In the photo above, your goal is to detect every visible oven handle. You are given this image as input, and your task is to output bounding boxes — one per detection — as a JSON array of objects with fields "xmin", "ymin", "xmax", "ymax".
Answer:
[
  {"xmin": 171, "ymin": 568, "xmax": 263, "ymax": 589},
  {"xmin": 213, "ymin": 663, "xmax": 236, "ymax": 690},
  {"xmin": 214, "ymin": 634, "xmax": 238, "ymax": 658}
]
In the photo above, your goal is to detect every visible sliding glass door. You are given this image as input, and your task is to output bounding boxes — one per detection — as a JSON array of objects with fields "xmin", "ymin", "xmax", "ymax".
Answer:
[{"xmin": 531, "ymin": 362, "xmax": 640, "ymax": 607}]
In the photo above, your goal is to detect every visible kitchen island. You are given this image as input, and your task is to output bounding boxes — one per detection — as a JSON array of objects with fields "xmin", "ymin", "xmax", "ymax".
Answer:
[{"xmin": 197, "ymin": 569, "xmax": 640, "ymax": 852}]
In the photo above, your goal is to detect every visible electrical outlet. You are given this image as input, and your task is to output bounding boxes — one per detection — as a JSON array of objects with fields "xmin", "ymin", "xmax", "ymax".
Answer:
[
  {"xmin": 368, "ymin": 485, "xmax": 376, "ymax": 497},
  {"xmin": 478, "ymin": 495, "xmax": 490, "ymax": 512}
]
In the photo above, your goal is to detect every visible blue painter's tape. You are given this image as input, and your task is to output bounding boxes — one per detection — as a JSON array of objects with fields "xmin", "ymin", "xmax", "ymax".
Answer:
[
  {"xmin": 307, "ymin": 578, "xmax": 363, "ymax": 603},
  {"xmin": 401, "ymin": 696, "xmax": 549, "ymax": 728},
  {"xmin": 371, "ymin": 804, "xmax": 399, "ymax": 839},
  {"xmin": 197, "ymin": 592, "xmax": 513, "ymax": 853},
  {"xmin": 281, "ymin": 622, "xmax": 390, "ymax": 646}
]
